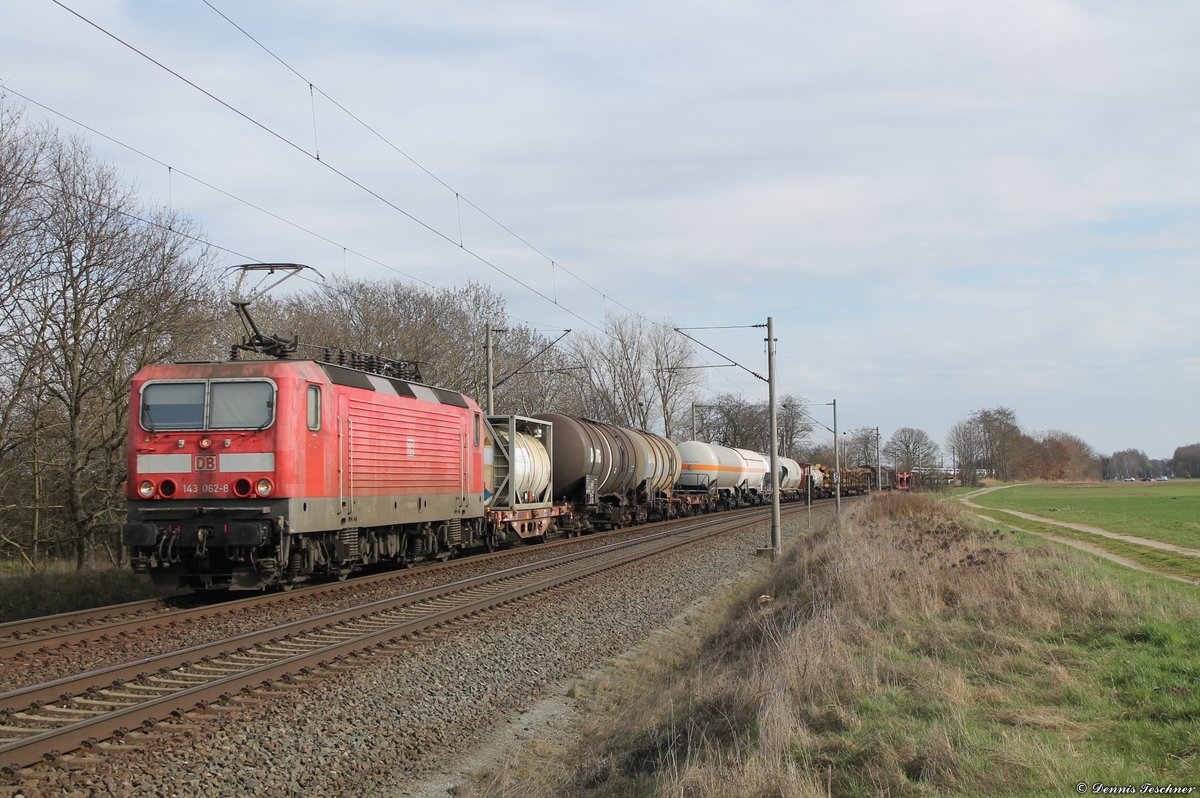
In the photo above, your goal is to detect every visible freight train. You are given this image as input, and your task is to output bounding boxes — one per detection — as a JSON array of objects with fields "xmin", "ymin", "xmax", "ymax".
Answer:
[
  {"xmin": 123, "ymin": 266, "xmax": 878, "ymax": 590},
  {"xmin": 121, "ymin": 348, "xmax": 859, "ymax": 590}
]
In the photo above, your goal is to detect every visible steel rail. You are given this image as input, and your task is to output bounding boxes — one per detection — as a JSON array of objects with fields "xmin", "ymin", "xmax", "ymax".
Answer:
[{"xmin": 0, "ymin": 599, "xmax": 170, "ymax": 647}]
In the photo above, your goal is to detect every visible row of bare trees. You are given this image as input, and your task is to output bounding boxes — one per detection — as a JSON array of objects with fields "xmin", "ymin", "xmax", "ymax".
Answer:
[
  {"xmin": 945, "ymin": 407, "xmax": 1103, "ymax": 486},
  {"xmin": 0, "ymin": 102, "xmax": 221, "ymax": 567},
  {"xmin": 1107, "ymin": 448, "xmax": 1191, "ymax": 480}
]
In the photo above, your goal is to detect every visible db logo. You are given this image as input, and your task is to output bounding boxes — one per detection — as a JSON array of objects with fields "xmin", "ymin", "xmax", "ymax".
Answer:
[{"xmin": 195, "ymin": 455, "xmax": 217, "ymax": 471}]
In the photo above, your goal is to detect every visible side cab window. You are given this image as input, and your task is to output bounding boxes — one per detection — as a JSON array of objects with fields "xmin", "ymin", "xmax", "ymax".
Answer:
[{"xmin": 307, "ymin": 385, "xmax": 321, "ymax": 431}]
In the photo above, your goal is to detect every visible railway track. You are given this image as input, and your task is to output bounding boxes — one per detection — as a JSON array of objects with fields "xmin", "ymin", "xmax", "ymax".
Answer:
[
  {"xmin": 0, "ymin": 598, "xmax": 175, "ymax": 653},
  {"xmin": 0, "ymin": 504, "xmax": 802, "ymax": 774},
  {"xmin": 0, "ymin": 500, "xmax": 827, "ymax": 664}
]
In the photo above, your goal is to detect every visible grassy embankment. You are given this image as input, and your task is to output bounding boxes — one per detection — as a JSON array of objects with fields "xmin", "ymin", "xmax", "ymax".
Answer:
[
  {"xmin": 0, "ymin": 561, "xmax": 163, "ymax": 623},
  {"xmin": 965, "ymin": 482, "xmax": 1200, "ymax": 582},
  {"xmin": 474, "ymin": 493, "xmax": 1200, "ymax": 797}
]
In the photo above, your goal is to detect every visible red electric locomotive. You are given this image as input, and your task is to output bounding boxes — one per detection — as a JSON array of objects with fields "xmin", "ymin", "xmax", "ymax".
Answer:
[
  {"xmin": 122, "ymin": 357, "xmax": 491, "ymax": 589},
  {"xmin": 122, "ymin": 262, "xmax": 579, "ymax": 590}
]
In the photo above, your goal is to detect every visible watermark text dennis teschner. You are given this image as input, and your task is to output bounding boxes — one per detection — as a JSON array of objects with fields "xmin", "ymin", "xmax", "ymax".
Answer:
[{"xmin": 1077, "ymin": 785, "xmax": 1195, "ymax": 795}]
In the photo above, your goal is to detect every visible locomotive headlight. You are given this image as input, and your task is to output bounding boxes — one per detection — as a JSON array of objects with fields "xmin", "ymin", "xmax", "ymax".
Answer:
[
  {"xmin": 255, "ymin": 478, "xmax": 274, "ymax": 497},
  {"xmin": 198, "ymin": 436, "xmax": 212, "ymax": 449},
  {"xmin": 138, "ymin": 480, "xmax": 156, "ymax": 498}
]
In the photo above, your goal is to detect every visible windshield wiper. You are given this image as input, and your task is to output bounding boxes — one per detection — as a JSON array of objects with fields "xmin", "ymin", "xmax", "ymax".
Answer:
[{"xmin": 254, "ymin": 399, "xmax": 274, "ymax": 433}]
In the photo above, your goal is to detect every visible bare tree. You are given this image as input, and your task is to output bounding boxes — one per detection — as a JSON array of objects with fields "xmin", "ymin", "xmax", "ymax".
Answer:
[
  {"xmin": 488, "ymin": 325, "xmax": 579, "ymax": 417},
  {"xmin": 262, "ymin": 275, "xmax": 589, "ymax": 417},
  {"xmin": 798, "ymin": 441, "xmax": 836, "ymax": 466},
  {"xmin": 567, "ymin": 314, "xmax": 700, "ymax": 433},
  {"xmin": 11, "ymin": 131, "xmax": 217, "ymax": 567},
  {"xmin": 883, "ymin": 427, "xmax": 941, "ymax": 471},
  {"xmin": 687, "ymin": 393, "xmax": 811, "ymax": 453},
  {"xmin": 843, "ymin": 427, "xmax": 880, "ymax": 468},
  {"xmin": 1173, "ymin": 443, "xmax": 1200, "ymax": 479},
  {"xmin": 1037, "ymin": 431, "xmax": 1101, "ymax": 481},
  {"xmin": 1109, "ymin": 448, "xmax": 1149, "ymax": 480},
  {"xmin": 646, "ymin": 322, "xmax": 703, "ymax": 439},
  {"xmin": 970, "ymin": 406, "xmax": 1024, "ymax": 480},
  {"xmin": 774, "ymin": 396, "xmax": 812, "ymax": 458},
  {"xmin": 0, "ymin": 103, "xmax": 52, "ymax": 458},
  {"xmin": 946, "ymin": 418, "xmax": 985, "ymax": 487}
]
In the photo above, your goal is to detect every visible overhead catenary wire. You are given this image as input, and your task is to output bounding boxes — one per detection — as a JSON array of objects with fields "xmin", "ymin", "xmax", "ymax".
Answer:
[
  {"xmin": 36, "ymin": 2, "xmax": 765, "ymax": 400},
  {"xmin": 198, "ymin": 0, "xmax": 647, "ymax": 324},
  {"xmin": 0, "ymin": 84, "xmax": 436, "ymax": 290},
  {"xmin": 15, "ymin": 173, "xmax": 261, "ymax": 263},
  {"xmin": 47, "ymin": 0, "xmax": 608, "ymax": 337},
  {"xmin": 4, "ymin": 76, "xmax": 758, "ymax": 400},
  {"xmin": 0, "ymin": 82, "xmax": 635, "ymax": 363}
]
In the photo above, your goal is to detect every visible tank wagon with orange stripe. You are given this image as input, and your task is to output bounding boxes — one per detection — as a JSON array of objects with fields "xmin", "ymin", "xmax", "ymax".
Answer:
[{"xmin": 675, "ymin": 442, "xmax": 770, "ymax": 511}]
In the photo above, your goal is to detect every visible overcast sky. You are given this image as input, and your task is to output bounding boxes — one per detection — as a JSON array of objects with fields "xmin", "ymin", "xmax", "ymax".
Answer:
[{"xmin": 4, "ymin": 1, "xmax": 1197, "ymax": 459}]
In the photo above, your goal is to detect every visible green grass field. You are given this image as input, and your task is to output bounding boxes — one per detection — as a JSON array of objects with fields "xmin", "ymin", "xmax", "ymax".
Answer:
[
  {"xmin": 968, "ymin": 481, "xmax": 1200, "ymax": 549},
  {"xmin": 967, "ymin": 506, "xmax": 1200, "ymax": 582}
]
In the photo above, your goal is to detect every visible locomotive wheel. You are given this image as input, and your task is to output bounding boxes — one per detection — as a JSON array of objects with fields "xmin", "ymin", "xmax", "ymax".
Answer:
[{"xmin": 280, "ymin": 581, "xmax": 295, "ymax": 592}]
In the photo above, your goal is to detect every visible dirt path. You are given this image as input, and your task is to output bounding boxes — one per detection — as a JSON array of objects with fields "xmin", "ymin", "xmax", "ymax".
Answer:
[
  {"xmin": 959, "ymin": 485, "xmax": 1200, "ymax": 557},
  {"xmin": 956, "ymin": 485, "xmax": 1199, "ymax": 585}
]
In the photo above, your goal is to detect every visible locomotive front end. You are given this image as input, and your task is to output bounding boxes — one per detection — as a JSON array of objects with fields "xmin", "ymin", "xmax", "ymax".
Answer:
[{"xmin": 122, "ymin": 363, "xmax": 293, "ymax": 590}]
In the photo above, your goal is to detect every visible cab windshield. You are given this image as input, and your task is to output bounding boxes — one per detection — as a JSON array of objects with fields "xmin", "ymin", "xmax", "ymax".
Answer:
[{"xmin": 141, "ymin": 380, "xmax": 275, "ymax": 431}]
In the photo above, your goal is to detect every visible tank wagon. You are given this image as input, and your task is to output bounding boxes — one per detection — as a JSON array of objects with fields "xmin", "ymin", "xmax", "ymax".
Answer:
[
  {"xmin": 533, "ymin": 413, "xmax": 680, "ymax": 529},
  {"xmin": 676, "ymin": 441, "xmax": 769, "ymax": 510}
]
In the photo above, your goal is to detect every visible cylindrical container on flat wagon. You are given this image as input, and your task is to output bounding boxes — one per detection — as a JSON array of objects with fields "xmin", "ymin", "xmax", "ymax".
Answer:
[
  {"xmin": 777, "ymin": 456, "xmax": 803, "ymax": 491},
  {"xmin": 495, "ymin": 429, "xmax": 551, "ymax": 499}
]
